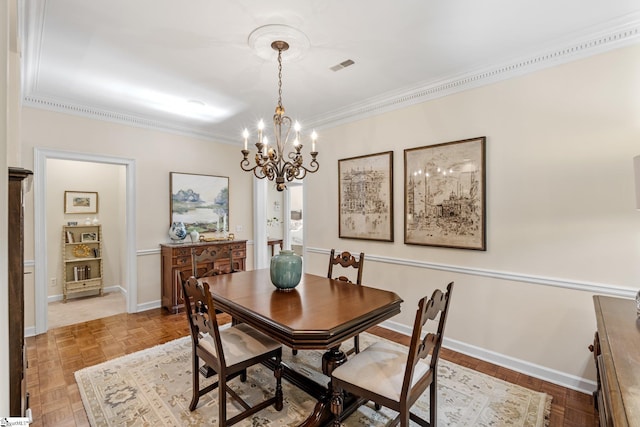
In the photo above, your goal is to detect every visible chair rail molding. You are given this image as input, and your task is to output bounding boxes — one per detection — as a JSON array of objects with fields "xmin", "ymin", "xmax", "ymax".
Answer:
[{"xmin": 306, "ymin": 247, "xmax": 636, "ymax": 299}]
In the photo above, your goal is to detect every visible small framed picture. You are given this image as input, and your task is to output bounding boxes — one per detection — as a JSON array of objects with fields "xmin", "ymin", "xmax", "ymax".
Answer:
[
  {"xmin": 80, "ymin": 232, "xmax": 98, "ymax": 242},
  {"xmin": 64, "ymin": 191, "xmax": 98, "ymax": 214},
  {"xmin": 67, "ymin": 221, "xmax": 78, "ymax": 226}
]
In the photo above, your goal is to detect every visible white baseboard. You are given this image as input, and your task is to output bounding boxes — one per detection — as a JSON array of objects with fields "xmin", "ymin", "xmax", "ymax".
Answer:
[
  {"xmin": 46, "ymin": 287, "xmax": 160, "ymax": 312},
  {"xmin": 47, "ymin": 285, "xmax": 126, "ymax": 303},
  {"xmin": 380, "ymin": 319, "xmax": 597, "ymax": 394},
  {"xmin": 136, "ymin": 300, "xmax": 162, "ymax": 312}
]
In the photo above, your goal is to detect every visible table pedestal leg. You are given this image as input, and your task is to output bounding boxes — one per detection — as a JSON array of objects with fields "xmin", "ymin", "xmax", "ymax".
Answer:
[
  {"xmin": 299, "ymin": 345, "xmax": 358, "ymax": 427},
  {"xmin": 322, "ymin": 346, "xmax": 347, "ymax": 376}
]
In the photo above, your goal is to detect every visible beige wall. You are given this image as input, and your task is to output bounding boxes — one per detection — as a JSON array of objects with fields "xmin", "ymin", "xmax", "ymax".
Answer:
[
  {"xmin": 303, "ymin": 45, "xmax": 640, "ymax": 388},
  {"xmin": 20, "ymin": 109, "xmax": 256, "ymax": 327}
]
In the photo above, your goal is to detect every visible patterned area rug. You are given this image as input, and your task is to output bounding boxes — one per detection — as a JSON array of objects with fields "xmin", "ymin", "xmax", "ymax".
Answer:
[{"xmin": 75, "ymin": 333, "xmax": 551, "ymax": 426}]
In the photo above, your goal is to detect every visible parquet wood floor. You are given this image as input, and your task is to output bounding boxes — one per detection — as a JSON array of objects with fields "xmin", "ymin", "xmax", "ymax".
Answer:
[{"xmin": 25, "ymin": 309, "xmax": 598, "ymax": 426}]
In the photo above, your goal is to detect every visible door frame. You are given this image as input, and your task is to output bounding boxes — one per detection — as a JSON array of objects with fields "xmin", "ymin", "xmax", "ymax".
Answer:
[
  {"xmin": 255, "ymin": 180, "xmax": 305, "ymax": 269},
  {"xmin": 33, "ymin": 148, "xmax": 137, "ymax": 334}
]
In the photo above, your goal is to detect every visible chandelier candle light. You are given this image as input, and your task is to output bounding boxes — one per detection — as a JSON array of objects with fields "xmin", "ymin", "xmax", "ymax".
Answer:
[{"xmin": 240, "ymin": 40, "xmax": 319, "ymax": 191}]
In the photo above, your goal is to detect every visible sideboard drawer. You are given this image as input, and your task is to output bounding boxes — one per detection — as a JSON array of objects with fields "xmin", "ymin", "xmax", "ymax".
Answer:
[
  {"xmin": 232, "ymin": 249, "xmax": 246, "ymax": 258},
  {"xmin": 175, "ymin": 256, "xmax": 191, "ymax": 266}
]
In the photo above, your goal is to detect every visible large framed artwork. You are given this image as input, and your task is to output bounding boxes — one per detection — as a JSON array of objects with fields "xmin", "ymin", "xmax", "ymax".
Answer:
[
  {"xmin": 338, "ymin": 151, "xmax": 393, "ymax": 242},
  {"xmin": 170, "ymin": 172, "xmax": 229, "ymax": 233},
  {"xmin": 64, "ymin": 191, "xmax": 98, "ymax": 214},
  {"xmin": 404, "ymin": 137, "xmax": 486, "ymax": 250}
]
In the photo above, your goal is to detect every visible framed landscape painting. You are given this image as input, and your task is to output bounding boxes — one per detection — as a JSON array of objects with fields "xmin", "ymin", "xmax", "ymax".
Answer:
[
  {"xmin": 64, "ymin": 191, "xmax": 98, "ymax": 214},
  {"xmin": 170, "ymin": 172, "xmax": 229, "ymax": 233},
  {"xmin": 404, "ymin": 137, "xmax": 486, "ymax": 250},
  {"xmin": 338, "ymin": 151, "xmax": 393, "ymax": 242}
]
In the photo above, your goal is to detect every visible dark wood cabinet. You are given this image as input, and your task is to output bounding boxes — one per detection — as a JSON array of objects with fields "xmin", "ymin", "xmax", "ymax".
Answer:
[
  {"xmin": 590, "ymin": 295, "xmax": 640, "ymax": 427},
  {"xmin": 160, "ymin": 240, "xmax": 247, "ymax": 313},
  {"xmin": 8, "ymin": 167, "xmax": 32, "ymax": 417}
]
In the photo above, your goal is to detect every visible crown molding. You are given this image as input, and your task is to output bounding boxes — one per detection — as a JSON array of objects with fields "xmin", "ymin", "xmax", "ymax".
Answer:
[
  {"xmin": 20, "ymin": 2, "xmax": 640, "ymax": 142},
  {"xmin": 305, "ymin": 17, "xmax": 640, "ymax": 130},
  {"xmin": 22, "ymin": 94, "xmax": 238, "ymax": 145}
]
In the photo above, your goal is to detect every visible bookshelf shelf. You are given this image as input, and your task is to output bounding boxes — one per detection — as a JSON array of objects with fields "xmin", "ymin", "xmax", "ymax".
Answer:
[{"xmin": 61, "ymin": 224, "xmax": 104, "ymax": 302}]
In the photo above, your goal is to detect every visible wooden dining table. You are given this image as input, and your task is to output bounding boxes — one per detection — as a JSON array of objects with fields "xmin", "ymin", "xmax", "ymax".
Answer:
[{"xmin": 198, "ymin": 268, "xmax": 403, "ymax": 427}]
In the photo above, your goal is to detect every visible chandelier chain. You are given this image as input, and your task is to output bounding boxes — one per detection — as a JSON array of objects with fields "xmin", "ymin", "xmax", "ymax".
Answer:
[{"xmin": 277, "ymin": 48, "xmax": 284, "ymax": 113}]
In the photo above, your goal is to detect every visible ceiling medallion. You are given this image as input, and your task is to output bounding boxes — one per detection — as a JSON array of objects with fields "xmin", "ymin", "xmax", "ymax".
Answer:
[{"xmin": 247, "ymin": 24, "xmax": 310, "ymax": 62}]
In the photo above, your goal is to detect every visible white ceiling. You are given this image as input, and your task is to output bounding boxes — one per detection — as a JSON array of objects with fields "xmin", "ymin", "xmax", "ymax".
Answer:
[{"xmin": 20, "ymin": 0, "xmax": 640, "ymax": 145}]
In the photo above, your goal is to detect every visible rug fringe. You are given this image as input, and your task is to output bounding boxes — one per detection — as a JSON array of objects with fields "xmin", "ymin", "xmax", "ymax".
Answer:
[{"xmin": 543, "ymin": 393, "xmax": 553, "ymax": 427}]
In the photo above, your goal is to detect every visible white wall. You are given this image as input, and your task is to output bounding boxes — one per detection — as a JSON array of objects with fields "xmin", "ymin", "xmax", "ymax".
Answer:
[
  {"xmin": 303, "ymin": 45, "xmax": 640, "ymax": 390},
  {"xmin": 45, "ymin": 159, "xmax": 125, "ymax": 297},
  {"xmin": 20, "ymin": 109, "xmax": 256, "ymax": 326}
]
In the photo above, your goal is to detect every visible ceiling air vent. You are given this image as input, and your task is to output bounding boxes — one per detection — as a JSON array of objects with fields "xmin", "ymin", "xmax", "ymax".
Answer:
[{"xmin": 330, "ymin": 59, "xmax": 355, "ymax": 72}]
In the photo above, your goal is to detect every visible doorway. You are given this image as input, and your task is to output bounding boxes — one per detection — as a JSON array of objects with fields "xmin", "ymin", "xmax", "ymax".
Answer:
[
  {"xmin": 255, "ymin": 180, "xmax": 305, "ymax": 270},
  {"xmin": 34, "ymin": 148, "xmax": 137, "ymax": 334},
  {"xmin": 286, "ymin": 183, "xmax": 304, "ymax": 256}
]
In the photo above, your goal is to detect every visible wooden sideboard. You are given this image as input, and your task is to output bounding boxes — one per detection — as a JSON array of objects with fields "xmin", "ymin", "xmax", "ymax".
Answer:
[
  {"xmin": 590, "ymin": 295, "xmax": 640, "ymax": 427},
  {"xmin": 160, "ymin": 240, "xmax": 247, "ymax": 313}
]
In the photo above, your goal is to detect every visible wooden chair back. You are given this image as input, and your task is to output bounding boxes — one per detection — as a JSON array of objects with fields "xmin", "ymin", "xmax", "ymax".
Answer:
[
  {"xmin": 402, "ymin": 282, "xmax": 454, "ymax": 411},
  {"xmin": 191, "ymin": 246, "xmax": 235, "ymax": 278},
  {"xmin": 182, "ymin": 276, "xmax": 225, "ymax": 367},
  {"xmin": 327, "ymin": 249, "xmax": 365, "ymax": 285}
]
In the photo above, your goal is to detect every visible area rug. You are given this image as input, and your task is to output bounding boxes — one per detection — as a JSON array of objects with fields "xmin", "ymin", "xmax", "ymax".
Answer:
[{"xmin": 75, "ymin": 333, "xmax": 551, "ymax": 426}]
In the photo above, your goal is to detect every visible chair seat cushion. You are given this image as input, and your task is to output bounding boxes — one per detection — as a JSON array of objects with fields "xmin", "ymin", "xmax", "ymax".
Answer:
[
  {"xmin": 332, "ymin": 340, "xmax": 431, "ymax": 401},
  {"xmin": 199, "ymin": 323, "xmax": 281, "ymax": 367}
]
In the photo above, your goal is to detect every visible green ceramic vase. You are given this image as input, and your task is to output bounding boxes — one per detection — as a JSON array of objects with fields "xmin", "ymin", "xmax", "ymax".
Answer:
[{"xmin": 270, "ymin": 250, "xmax": 302, "ymax": 291}]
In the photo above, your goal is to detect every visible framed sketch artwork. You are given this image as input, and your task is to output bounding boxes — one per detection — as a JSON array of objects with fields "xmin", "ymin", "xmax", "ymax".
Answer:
[
  {"xmin": 338, "ymin": 151, "xmax": 393, "ymax": 242},
  {"xmin": 170, "ymin": 172, "xmax": 229, "ymax": 233},
  {"xmin": 404, "ymin": 137, "xmax": 486, "ymax": 250}
]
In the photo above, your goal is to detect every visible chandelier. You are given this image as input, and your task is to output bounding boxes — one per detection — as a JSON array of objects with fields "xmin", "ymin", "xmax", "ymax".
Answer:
[{"xmin": 240, "ymin": 40, "xmax": 319, "ymax": 191}]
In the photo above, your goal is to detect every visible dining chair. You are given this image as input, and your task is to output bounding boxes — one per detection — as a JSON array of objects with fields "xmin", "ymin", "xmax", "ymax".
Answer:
[
  {"xmin": 330, "ymin": 282, "xmax": 454, "ymax": 427},
  {"xmin": 292, "ymin": 249, "xmax": 365, "ymax": 356},
  {"xmin": 327, "ymin": 249, "xmax": 365, "ymax": 285},
  {"xmin": 191, "ymin": 245, "xmax": 237, "ymax": 278},
  {"xmin": 329, "ymin": 249, "xmax": 365, "ymax": 355},
  {"xmin": 182, "ymin": 276, "xmax": 284, "ymax": 425}
]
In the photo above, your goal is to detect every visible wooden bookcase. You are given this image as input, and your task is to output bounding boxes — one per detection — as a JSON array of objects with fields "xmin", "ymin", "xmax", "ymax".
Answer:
[{"xmin": 62, "ymin": 224, "xmax": 104, "ymax": 302}]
